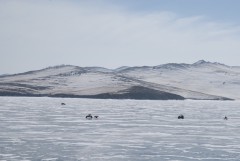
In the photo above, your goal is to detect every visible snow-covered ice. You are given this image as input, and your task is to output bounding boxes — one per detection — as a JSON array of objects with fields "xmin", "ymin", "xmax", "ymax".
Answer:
[{"xmin": 0, "ymin": 97, "xmax": 240, "ymax": 161}]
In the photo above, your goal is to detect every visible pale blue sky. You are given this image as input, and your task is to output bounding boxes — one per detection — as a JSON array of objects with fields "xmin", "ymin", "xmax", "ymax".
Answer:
[
  {"xmin": 108, "ymin": 0, "xmax": 240, "ymax": 22},
  {"xmin": 1, "ymin": 0, "xmax": 240, "ymax": 74}
]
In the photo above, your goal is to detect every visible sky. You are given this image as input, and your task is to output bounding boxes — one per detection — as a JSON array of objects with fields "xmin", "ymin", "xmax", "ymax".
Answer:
[{"xmin": 1, "ymin": 0, "xmax": 240, "ymax": 74}]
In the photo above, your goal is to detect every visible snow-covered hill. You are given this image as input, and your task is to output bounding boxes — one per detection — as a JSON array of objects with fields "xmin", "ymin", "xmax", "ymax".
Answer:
[
  {"xmin": 0, "ymin": 60, "xmax": 239, "ymax": 100},
  {"xmin": 119, "ymin": 60, "xmax": 240, "ymax": 100}
]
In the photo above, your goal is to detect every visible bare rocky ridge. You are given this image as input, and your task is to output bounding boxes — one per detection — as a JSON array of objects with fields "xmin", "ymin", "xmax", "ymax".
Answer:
[{"xmin": 0, "ymin": 61, "xmax": 239, "ymax": 100}]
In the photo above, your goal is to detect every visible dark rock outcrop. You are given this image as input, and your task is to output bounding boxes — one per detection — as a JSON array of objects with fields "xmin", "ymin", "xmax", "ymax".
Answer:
[{"xmin": 50, "ymin": 86, "xmax": 185, "ymax": 100}]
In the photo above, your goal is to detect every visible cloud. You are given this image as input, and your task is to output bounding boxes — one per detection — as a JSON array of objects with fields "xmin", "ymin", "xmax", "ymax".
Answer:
[{"xmin": 1, "ymin": 0, "xmax": 240, "ymax": 73}]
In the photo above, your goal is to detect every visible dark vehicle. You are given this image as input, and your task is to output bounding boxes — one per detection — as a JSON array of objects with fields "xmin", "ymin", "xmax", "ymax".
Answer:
[
  {"xmin": 178, "ymin": 114, "xmax": 184, "ymax": 119},
  {"xmin": 86, "ymin": 114, "xmax": 93, "ymax": 119}
]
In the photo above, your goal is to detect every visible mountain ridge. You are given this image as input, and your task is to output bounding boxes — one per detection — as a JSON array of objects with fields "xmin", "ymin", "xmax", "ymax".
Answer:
[{"xmin": 0, "ymin": 60, "xmax": 239, "ymax": 100}]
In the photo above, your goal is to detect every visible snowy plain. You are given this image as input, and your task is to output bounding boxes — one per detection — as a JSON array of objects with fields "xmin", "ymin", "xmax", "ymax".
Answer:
[{"xmin": 0, "ymin": 97, "xmax": 240, "ymax": 161}]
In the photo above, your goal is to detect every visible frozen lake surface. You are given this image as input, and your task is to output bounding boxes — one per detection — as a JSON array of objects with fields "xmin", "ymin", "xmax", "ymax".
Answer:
[{"xmin": 0, "ymin": 97, "xmax": 240, "ymax": 161}]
